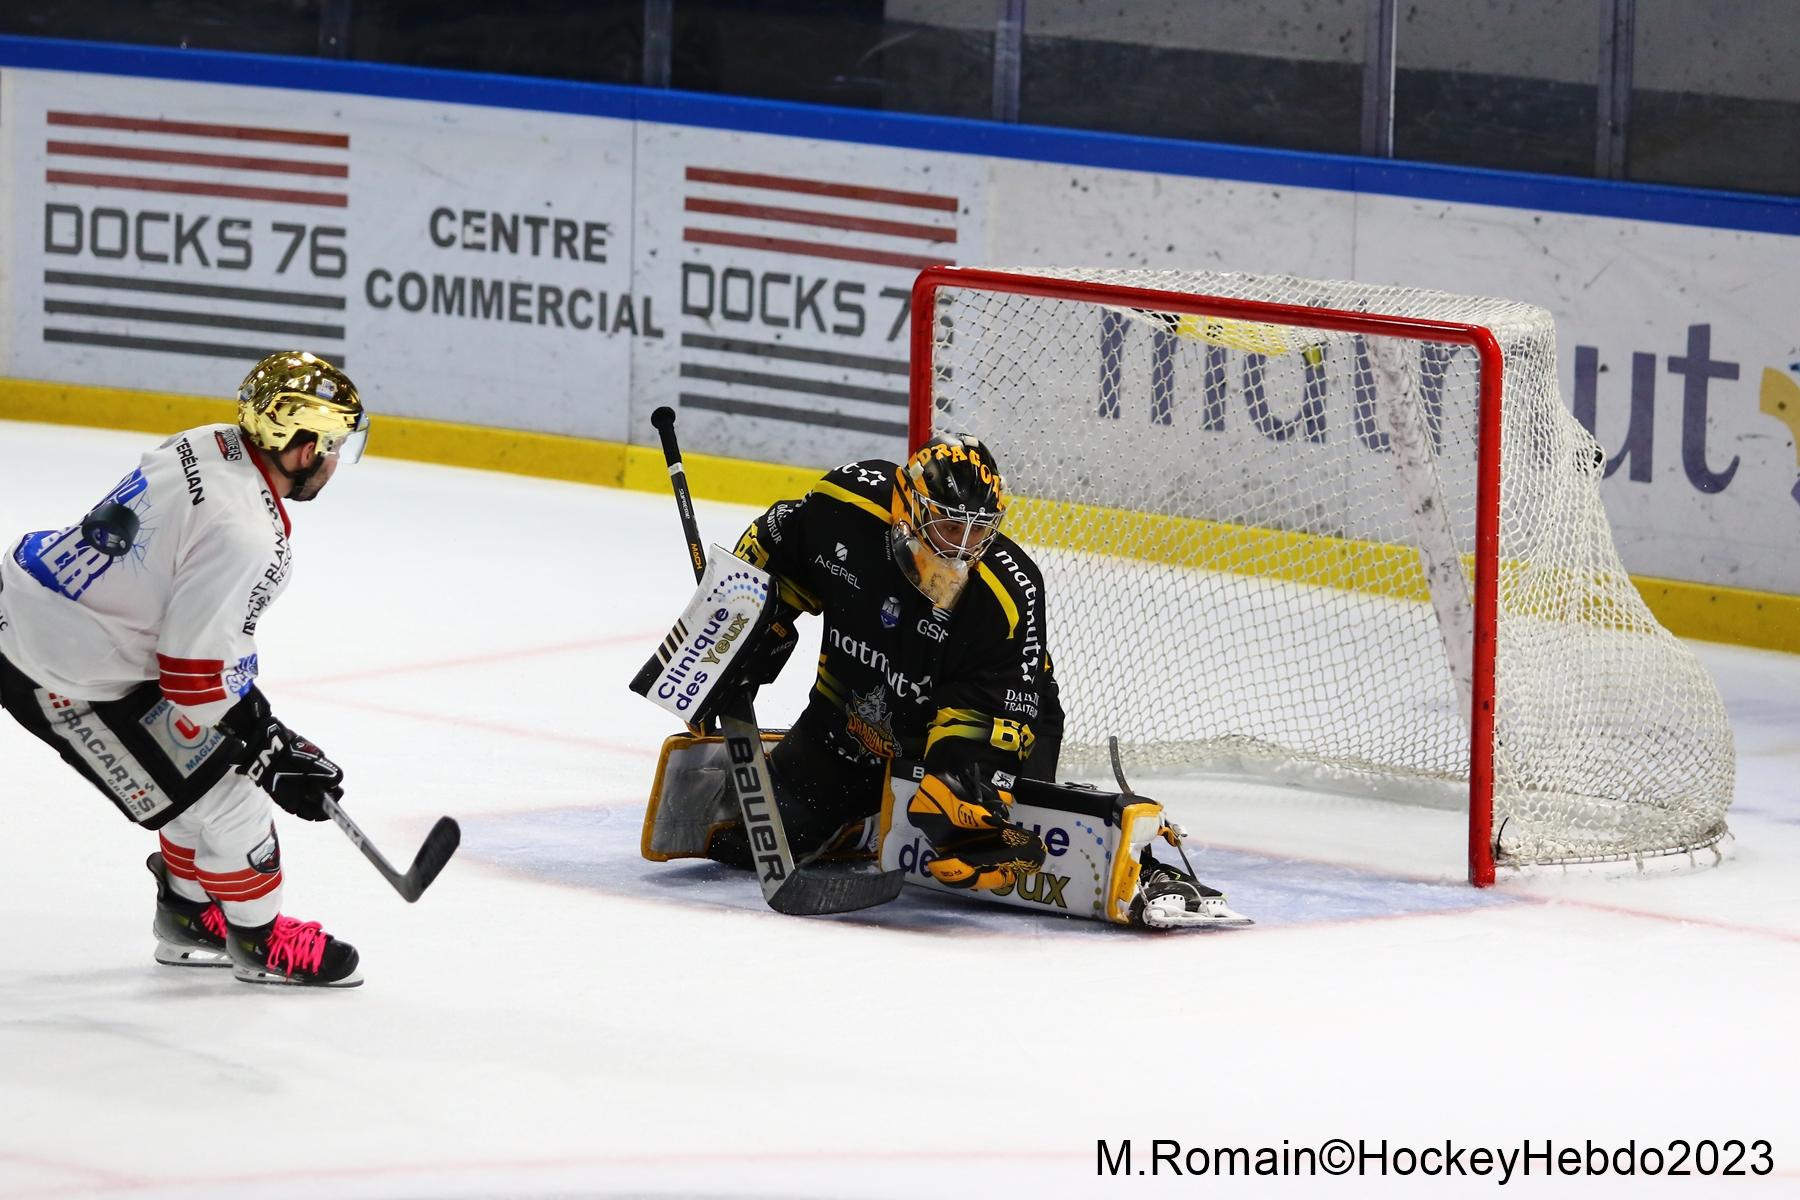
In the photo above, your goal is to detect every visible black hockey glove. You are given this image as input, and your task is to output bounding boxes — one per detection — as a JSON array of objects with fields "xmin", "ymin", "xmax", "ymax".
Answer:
[
  {"xmin": 907, "ymin": 764, "xmax": 1045, "ymax": 891},
  {"xmin": 738, "ymin": 604, "xmax": 800, "ymax": 690},
  {"xmin": 217, "ymin": 687, "xmax": 344, "ymax": 822}
]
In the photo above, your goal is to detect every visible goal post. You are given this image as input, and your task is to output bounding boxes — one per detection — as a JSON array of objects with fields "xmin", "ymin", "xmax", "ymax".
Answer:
[{"xmin": 908, "ymin": 265, "xmax": 1734, "ymax": 886}]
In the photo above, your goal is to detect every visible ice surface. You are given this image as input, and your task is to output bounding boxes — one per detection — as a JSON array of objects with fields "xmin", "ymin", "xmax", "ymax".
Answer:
[{"xmin": 2, "ymin": 420, "xmax": 1796, "ymax": 1199}]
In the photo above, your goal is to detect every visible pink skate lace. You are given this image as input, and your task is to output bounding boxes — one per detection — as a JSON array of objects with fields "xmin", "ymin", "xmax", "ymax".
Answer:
[
  {"xmin": 265, "ymin": 916, "xmax": 328, "ymax": 976},
  {"xmin": 200, "ymin": 905, "xmax": 228, "ymax": 940}
]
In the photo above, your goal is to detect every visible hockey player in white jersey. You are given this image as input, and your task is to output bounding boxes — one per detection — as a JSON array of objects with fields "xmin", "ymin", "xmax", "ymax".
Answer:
[{"xmin": 0, "ymin": 351, "xmax": 371, "ymax": 986}]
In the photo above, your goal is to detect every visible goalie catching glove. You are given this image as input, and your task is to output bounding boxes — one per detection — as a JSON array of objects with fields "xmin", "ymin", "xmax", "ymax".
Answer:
[
  {"xmin": 906, "ymin": 765, "xmax": 1046, "ymax": 891},
  {"xmin": 217, "ymin": 686, "xmax": 343, "ymax": 822}
]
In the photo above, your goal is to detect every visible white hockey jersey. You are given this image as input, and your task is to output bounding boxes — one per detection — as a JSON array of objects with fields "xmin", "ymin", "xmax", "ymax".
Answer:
[{"xmin": 0, "ymin": 424, "xmax": 291, "ymax": 728}]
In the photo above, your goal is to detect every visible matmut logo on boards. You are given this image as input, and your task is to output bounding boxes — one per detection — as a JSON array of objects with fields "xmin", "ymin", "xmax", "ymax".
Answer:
[
  {"xmin": 675, "ymin": 163, "xmax": 963, "ymax": 453},
  {"xmin": 36, "ymin": 109, "xmax": 351, "ymax": 368}
]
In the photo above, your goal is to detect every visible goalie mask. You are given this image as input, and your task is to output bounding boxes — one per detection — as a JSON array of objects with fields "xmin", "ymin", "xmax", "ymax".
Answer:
[
  {"xmin": 237, "ymin": 351, "xmax": 370, "ymax": 464},
  {"xmin": 890, "ymin": 434, "xmax": 1007, "ymax": 609}
]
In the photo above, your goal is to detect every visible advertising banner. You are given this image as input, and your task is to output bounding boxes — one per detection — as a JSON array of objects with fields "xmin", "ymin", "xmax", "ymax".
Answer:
[
  {"xmin": 0, "ymin": 60, "xmax": 1794, "ymax": 594},
  {"xmin": 1, "ymin": 69, "xmax": 639, "ymax": 438},
  {"xmin": 632, "ymin": 122, "xmax": 986, "ymax": 468}
]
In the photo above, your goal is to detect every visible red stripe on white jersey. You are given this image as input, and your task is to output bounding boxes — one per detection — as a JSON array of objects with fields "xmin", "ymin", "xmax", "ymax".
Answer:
[
  {"xmin": 160, "ymin": 683, "xmax": 228, "ymax": 706},
  {"xmin": 198, "ymin": 865, "xmax": 274, "ymax": 885},
  {"xmin": 156, "ymin": 654, "xmax": 225, "ymax": 673},
  {"xmin": 159, "ymin": 836, "xmax": 200, "ymax": 877},
  {"xmin": 199, "ymin": 871, "xmax": 283, "ymax": 901}
]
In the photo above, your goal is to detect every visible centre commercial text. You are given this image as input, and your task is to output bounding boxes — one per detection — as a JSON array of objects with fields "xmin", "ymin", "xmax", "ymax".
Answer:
[{"xmin": 364, "ymin": 207, "xmax": 661, "ymax": 336}]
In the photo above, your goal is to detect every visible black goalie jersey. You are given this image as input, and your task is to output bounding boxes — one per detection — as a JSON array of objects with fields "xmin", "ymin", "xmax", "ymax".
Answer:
[{"xmin": 735, "ymin": 458, "xmax": 1063, "ymax": 784}]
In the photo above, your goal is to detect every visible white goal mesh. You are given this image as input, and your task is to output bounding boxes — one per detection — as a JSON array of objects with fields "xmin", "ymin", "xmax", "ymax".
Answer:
[{"xmin": 913, "ymin": 266, "xmax": 1734, "ymax": 882}]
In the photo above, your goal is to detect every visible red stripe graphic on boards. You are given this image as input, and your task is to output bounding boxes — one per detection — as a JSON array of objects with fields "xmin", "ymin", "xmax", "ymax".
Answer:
[
  {"xmin": 47, "ymin": 140, "xmax": 350, "ymax": 178},
  {"xmin": 683, "ymin": 197, "xmax": 954, "ymax": 243},
  {"xmin": 682, "ymin": 228, "xmax": 949, "ymax": 271},
  {"xmin": 45, "ymin": 171, "xmax": 349, "ymax": 207},
  {"xmin": 685, "ymin": 166, "xmax": 957, "ymax": 211},
  {"xmin": 47, "ymin": 111, "xmax": 349, "ymax": 148}
]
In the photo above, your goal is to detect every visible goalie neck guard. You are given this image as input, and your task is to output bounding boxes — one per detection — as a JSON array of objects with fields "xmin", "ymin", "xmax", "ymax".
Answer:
[{"xmin": 890, "ymin": 434, "xmax": 1008, "ymax": 609}]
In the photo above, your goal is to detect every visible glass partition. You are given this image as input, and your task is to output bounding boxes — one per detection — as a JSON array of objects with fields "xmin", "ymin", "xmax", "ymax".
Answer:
[
  {"xmin": 670, "ymin": 0, "xmax": 993, "ymax": 118},
  {"xmin": 1629, "ymin": 0, "xmax": 1800, "ymax": 195},
  {"xmin": 1019, "ymin": 0, "xmax": 1365, "ymax": 154},
  {"xmin": 2, "ymin": 0, "xmax": 326, "ymax": 58},
  {"xmin": 0, "ymin": 1, "xmax": 1794, "ymax": 197},
  {"xmin": 346, "ymin": 0, "xmax": 644, "ymax": 85},
  {"xmin": 1392, "ymin": 0, "xmax": 1598, "ymax": 177}
]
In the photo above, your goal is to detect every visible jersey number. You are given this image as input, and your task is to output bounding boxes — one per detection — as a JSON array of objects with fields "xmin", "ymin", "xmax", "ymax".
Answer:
[{"xmin": 990, "ymin": 718, "xmax": 1036, "ymax": 757}]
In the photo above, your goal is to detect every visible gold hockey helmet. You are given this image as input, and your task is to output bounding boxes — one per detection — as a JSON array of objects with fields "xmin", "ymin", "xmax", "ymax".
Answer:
[
  {"xmin": 890, "ymin": 434, "xmax": 1008, "ymax": 608},
  {"xmin": 236, "ymin": 351, "xmax": 369, "ymax": 462}
]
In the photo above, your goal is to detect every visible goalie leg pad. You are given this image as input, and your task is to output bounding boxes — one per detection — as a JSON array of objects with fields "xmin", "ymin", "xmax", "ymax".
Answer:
[
  {"xmin": 641, "ymin": 731, "xmax": 779, "ymax": 862},
  {"xmin": 880, "ymin": 766, "xmax": 1249, "ymax": 927},
  {"xmin": 643, "ymin": 718, "xmax": 884, "ymax": 867}
]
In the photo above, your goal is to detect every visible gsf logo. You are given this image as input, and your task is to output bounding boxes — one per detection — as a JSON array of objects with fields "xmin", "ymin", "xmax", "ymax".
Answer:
[{"xmin": 916, "ymin": 618, "xmax": 947, "ymax": 642}]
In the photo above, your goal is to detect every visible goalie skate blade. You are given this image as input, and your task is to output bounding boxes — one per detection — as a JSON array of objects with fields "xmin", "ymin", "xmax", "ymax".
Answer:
[
  {"xmin": 1142, "ymin": 900, "xmax": 1256, "ymax": 931},
  {"xmin": 767, "ymin": 864, "xmax": 906, "ymax": 916}
]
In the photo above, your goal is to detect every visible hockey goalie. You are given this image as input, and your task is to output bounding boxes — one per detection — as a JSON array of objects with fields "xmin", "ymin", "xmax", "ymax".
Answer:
[{"xmin": 630, "ymin": 433, "xmax": 1250, "ymax": 929}]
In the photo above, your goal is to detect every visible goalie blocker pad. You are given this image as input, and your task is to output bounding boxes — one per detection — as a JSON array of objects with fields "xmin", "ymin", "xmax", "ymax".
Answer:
[{"xmin": 629, "ymin": 545, "xmax": 780, "ymax": 729}]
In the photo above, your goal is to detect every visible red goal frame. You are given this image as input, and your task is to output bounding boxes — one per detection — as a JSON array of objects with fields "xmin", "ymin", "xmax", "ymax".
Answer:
[{"xmin": 908, "ymin": 266, "xmax": 1508, "ymax": 886}]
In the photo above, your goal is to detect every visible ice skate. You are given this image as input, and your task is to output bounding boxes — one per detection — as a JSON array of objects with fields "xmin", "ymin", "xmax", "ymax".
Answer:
[
  {"xmin": 1130, "ymin": 843, "xmax": 1254, "ymax": 930},
  {"xmin": 147, "ymin": 852, "xmax": 231, "ymax": 968},
  {"xmin": 227, "ymin": 914, "xmax": 363, "ymax": 987}
]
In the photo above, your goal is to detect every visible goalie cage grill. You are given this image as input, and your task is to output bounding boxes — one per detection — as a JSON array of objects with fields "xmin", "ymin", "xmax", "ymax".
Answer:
[{"xmin": 908, "ymin": 266, "xmax": 1734, "ymax": 886}]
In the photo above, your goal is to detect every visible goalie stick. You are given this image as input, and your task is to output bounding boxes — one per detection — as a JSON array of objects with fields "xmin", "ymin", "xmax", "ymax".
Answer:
[
  {"xmin": 647, "ymin": 406, "xmax": 904, "ymax": 916},
  {"xmin": 322, "ymin": 790, "xmax": 460, "ymax": 903}
]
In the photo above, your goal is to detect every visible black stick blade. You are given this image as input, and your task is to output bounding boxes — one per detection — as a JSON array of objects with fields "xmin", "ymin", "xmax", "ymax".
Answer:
[
  {"xmin": 767, "ymin": 863, "xmax": 905, "ymax": 916},
  {"xmin": 400, "ymin": 817, "xmax": 461, "ymax": 902}
]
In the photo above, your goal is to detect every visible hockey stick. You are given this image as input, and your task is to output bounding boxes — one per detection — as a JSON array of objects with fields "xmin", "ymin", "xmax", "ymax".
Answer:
[
  {"xmin": 1108, "ymin": 736, "xmax": 1203, "ymax": 879},
  {"xmin": 647, "ymin": 406, "xmax": 904, "ymax": 916},
  {"xmin": 322, "ymin": 790, "xmax": 460, "ymax": 903}
]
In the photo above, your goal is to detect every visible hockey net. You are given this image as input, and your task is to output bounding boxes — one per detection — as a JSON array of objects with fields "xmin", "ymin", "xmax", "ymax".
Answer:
[{"xmin": 909, "ymin": 266, "xmax": 1733, "ymax": 884}]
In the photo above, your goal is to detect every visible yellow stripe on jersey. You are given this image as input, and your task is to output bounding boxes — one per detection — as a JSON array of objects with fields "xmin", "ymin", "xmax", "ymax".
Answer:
[
  {"xmin": 775, "ymin": 576, "xmax": 820, "ymax": 614},
  {"xmin": 815, "ymin": 669, "xmax": 848, "ymax": 711},
  {"xmin": 925, "ymin": 707, "xmax": 994, "ymax": 756},
  {"xmin": 975, "ymin": 562, "xmax": 1020, "ymax": 639},
  {"xmin": 811, "ymin": 479, "xmax": 893, "ymax": 525}
]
